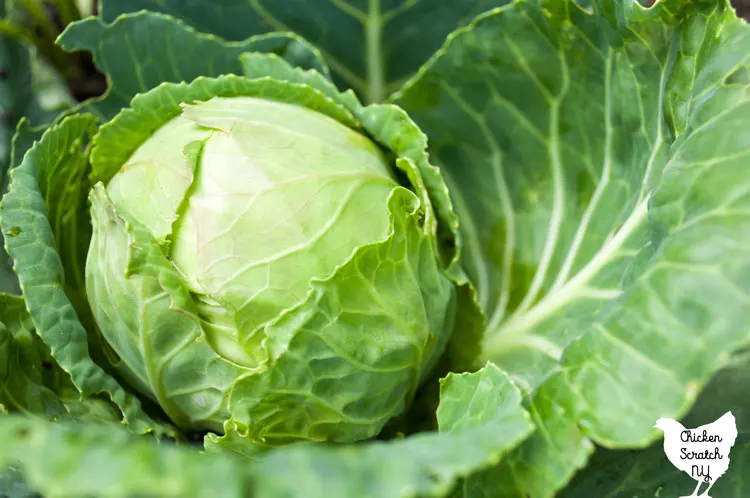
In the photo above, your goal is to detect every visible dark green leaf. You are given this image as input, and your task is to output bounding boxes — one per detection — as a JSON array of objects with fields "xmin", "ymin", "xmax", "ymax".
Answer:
[
  {"xmin": 101, "ymin": 0, "xmax": 514, "ymax": 103},
  {"xmin": 58, "ymin": 11, "xmax": 329, "ymax": 121}
]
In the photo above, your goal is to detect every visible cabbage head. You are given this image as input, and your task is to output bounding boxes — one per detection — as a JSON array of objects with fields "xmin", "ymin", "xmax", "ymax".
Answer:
[{"xmin": 82, "ymin": 74, "xmax": 479, "ymax": 450}]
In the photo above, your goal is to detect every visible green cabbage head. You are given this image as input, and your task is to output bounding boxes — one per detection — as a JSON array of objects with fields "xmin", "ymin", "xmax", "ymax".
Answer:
[{"xmin": 83, "ymin": 75, "xmax": 477, "ymax": 450}]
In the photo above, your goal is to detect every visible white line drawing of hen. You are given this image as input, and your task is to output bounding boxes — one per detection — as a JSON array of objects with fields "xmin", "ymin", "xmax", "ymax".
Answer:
[{"xmin": 653, "ymin": 411, "xmax": 737, "ymax": 498}]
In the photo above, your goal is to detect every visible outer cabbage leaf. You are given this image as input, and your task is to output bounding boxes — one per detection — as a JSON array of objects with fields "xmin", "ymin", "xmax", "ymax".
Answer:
[
  {"xmin": 250, "ymin": 363, "xmax": 533, "ymax": 497},
  {"xmin": 0, "ymin": 294, "xmax": 67, "ymax": 419},
  {"xmin": 0, "ymin": 415, "xmax": 251, "ymax": 498},
  {"xmin": 8, "ymin": 120, "xmax": 45, "ymax": 173},
  {"xmin": 1, "ymin": 119, "xmax": 47, "ymax": 299},
  {"xmin": 100, "ymin": 0, "xmax": 514, "ymax": 103},
  {"xmin": 85, "ymin": 182, "xmax": 240, "ymax": 432},
  {"xmin": 220, "ymin": 185, "xmax": 456, "ymax": 447},
  {"xmin": 560, "ymin": 351, "xmax": 750, "ymax": 497},
  {"xmin": 0, "ymin": 115, "xmax": 174, "ymax": 436},
  {"xmin": 56, "ymin": 11, "xmax": 329, "ymax": 121},
  {"xmin": 0, "ymin": 0, "xmax": 34, "ymax": 295},
  {"xmin": 0, "ymin": 292, "xmax": 119, "ymax": 498},
  {"xmin": 0, "ymin": 362, "xmax": 533, "ymax": 498},
  {"xmin": 394, "ymin": 0, "xmax": 750, "ymax": 495}
]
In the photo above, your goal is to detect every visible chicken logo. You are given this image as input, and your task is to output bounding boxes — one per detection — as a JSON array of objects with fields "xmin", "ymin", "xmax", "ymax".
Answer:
[{"xmin": 653, "ymin": 411, "xmax": 737, "ymax": 498}]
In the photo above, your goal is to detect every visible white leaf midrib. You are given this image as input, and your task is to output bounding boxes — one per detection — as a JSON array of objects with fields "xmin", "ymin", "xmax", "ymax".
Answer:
[
  {"xmin": 483, "ymin": 197, "xmax": 649, "ymax": 359},
  {"xmin": 483, "ymin": 46, "xmax": 667, "ymax": 360}
]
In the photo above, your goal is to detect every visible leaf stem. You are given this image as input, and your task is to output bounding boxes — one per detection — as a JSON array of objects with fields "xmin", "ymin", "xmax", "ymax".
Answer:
[
  {"xmin": 0, "ymin": 18, "xmax": 37, "ymax": 45},
  {"xmin": 0, "ymin": 18, "xmax": 75, "ymax": 81},
  {"xmin": 55, "ymin": 0, "xmax": 83, "ymax": 27},
  {"xmin": 365, "ymin": 0, "xmax": 385, "ymax": 103},
  {"xmin": 16, "ymin": 0, "xmax": 57, "ymax": 40}
]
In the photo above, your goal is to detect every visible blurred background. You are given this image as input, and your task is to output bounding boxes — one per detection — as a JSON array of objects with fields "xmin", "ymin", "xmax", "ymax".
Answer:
[{"xmin": 736, "ymin": 0, "xmax": 750, "ymax": 18}]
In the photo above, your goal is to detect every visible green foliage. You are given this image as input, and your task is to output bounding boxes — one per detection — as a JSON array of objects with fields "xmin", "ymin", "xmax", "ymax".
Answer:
[
  {"xmin": 57, "ymin": 12, "xmax": 329, "ymax": 121},
  {"xmin": 560, "ymin": 352, "xmax": 750, "ymax": 497},
  {"xmin": 0, "ymin": 0, "xmax": 749, "ymax": 496},
  {"xmin": 100, "ymin": 0, "xmax": 514, "ymax": 103},
  {"xmin": 394, "ymin": 0, "xmax": 750, "ymax": 494},
  {"xmin": 0, "ymin": 363, "xmax": 532, "ymax": 498}
]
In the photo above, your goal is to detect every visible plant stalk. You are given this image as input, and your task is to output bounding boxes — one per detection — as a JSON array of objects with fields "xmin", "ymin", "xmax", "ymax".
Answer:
[
  {"xmin": 0, "ymin": 18, "xmax": 37, "ymax": 45},
  {"xmin": 0, "ymin": 19, "xmax": 76, "ymax": 82},
  {"xmin": 16, "ymin": 0, "xmax": 57, "ymax": 40},
  {"xmin": 55, "ymin": 0, "xmax": 83, "ymax": 27},
  {"xmin": 365, "ymin": 0, "xmax": 385, "ymax": 103}
]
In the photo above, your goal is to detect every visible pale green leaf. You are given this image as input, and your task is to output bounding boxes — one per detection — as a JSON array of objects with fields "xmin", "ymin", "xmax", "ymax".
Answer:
[
  {"xmin": 0, "ymin": 415, "xmax": 250, "ymax": 498},
  {"xmin": 0, "ymin": 294, "xmax": 67, "ymax": 419},
  {"xmin": 89, "ymin": 74, "xmax": 359, "ymax": 184}
]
